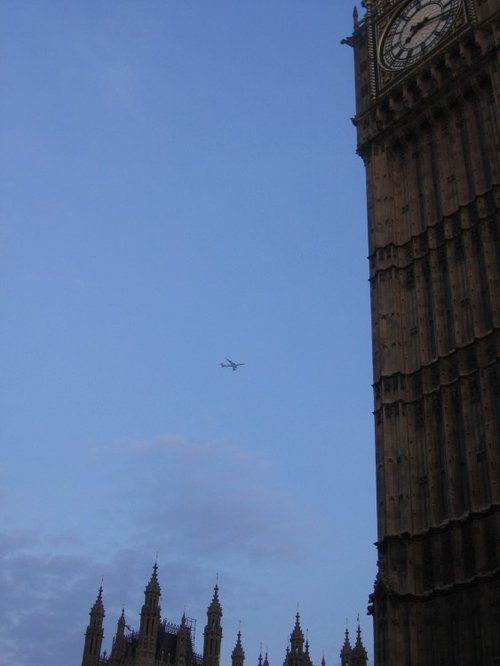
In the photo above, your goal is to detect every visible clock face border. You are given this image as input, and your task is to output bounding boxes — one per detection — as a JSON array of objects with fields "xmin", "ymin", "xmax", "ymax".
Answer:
[
  {"xmin": 372, "ymin": 0, "xmax": 469, "ymax": 92},
  {"xmin": 378, "ymin": 0, "xmax": 463, "ymax": 72}
]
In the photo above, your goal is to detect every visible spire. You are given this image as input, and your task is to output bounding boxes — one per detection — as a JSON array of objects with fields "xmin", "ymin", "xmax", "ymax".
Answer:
[
  {"xmin": 341, "ymin": 627, "xmax": 352, "ymax": 652},
  {"xmin": 81, "ymin": 585, "xmax": 105, "ymax": 666},
  {"xmin": 110, "ymin": 609, "xmax": 126, "ymax": 666},
  {"xmin": 304, "ymin": 629, "xmax": 309, "ymax": 656},
  {"xmin": 203, "ymin": 582, "xmax": 223, "ymax": 666},
  {"xmin": 353, "ymin": 5, "xmax": 359, "ymax": 29},
  {"xmin": 340, "ymin": 626, "xmax": 352, "ymax": 666},
  {"xmin": 206, "ymin": 582, "xmax": 222, "ymax": 622},
  {"xmin": 231, "ymin": 631, "xmax": 245, "ymax": 666},
  {"xmin": 290, "ymin": 613, "xmax": 304, "ymax": 654},
  {"xmin": 283, "ymin": 613, "xmax": 313, "ymax": 666},
  {"xmin": 138, "ymin": 563, "xmax": 161, "ymax": 666},
  {"xmin": 115, "ymin": 608, "xmax": 125, "ymax": 635},
  {"xmin": 146, "ymin": 561, "xmax": 161, "ymax": 595},
  {"xmin": 351, "ymin": 618, "xmax": 368, "ymax": 666},
  {"xmin": 176, "ymin": 610, "xmax": 190, "ymax": 666},
  {"xmin": 356, "ymin": 622, "xmax": 362, "ymax": 646},
  {"xmin": 208, "ymin": 583, "xmax": 221, "ymax": 612},
  {"xmin": 263, "ymin": 652, "xmax": 269, "ymax": 666},
  {"xmin": 232, "ymin": 631, "xmax": 244, "ymax": 655},
  {"xmin": 94, "ymin": 585, "xmax": 104, "ymax": 611}
]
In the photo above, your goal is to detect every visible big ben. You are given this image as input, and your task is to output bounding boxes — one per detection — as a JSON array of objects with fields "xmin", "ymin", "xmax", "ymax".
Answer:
[{"xmin": 346, "ymin": 0, "xmax": 500, "ymax": 663}]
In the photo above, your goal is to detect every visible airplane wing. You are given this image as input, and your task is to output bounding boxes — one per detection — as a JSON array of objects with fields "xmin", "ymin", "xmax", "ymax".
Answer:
[{"xmin": 225, "ymin": 357, "xmax": 235, "ymax": 364}]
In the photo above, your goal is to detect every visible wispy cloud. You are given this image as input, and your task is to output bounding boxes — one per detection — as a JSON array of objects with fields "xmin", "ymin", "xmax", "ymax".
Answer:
[
  {"xmin": 0, "ymin": 433, "xmax": 313, "ymax": 666},
  {"xmin": 0, "ymin": 533, "xmax": 101, "ymax": 665},
  {"xmin": 127, "ymin": 432, "xmax": 188, "ymax": 452},
  {"xmin": 126, "ymin": 432, "xmax": 268, "ymax": 467},
  {"xmin": 119, "ymin": 432, "xmax": 309, "ymax": 564}
]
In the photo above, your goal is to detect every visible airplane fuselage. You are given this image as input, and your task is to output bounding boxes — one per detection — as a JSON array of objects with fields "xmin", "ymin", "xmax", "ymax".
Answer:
[{"xmin": 220, "ymin": 358, "xmax": 244, "ymax": 371}]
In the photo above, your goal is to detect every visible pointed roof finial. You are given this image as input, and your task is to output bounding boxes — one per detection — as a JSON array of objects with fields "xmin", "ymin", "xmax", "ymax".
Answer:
[
  {"xmin": 212, "ymin": 574, "xmax": 220, "ymax": 601},
  {"xmin": 341, "ymin": 623, "xmax": 352, "ymax": 657},
  {"xmin": 145, "ymin": 561, "xmax": 161, "ymax": 594},
  {"xmin": 208, "ymin": 579, "xmax": 221, "ymax": 614},
  {"xmin": 231, "ymin": 630, "xmax": 245, "ymax": 660},
  {"xmin": 352, "ymin": 618, "xmax": 367, "ymax": 659},
  {"xmin": 116, "ymin": 608, "xmax": 126, "ymax": 632},
  {"xmin": 147, "ymin": 560, "xmax": 158, "ymax": 585},
  {"xmin": 231, "ymin": 631, "xmax": 245, "ymax": 659},
  {"xmin": 90, "ymin": 582, "xmax": 104, "ymax": 616}
]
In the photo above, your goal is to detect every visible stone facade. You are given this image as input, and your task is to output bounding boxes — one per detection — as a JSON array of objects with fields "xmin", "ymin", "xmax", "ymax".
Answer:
[{"xmin": 346, "ymin": 0, "xmax": 500, "ymax": 663}]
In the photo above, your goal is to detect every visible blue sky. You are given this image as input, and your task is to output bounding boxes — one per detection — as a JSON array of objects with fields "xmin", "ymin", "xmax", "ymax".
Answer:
[{"xmin": 0, "ymin": 2, "xmax": 375, "ymax": 665}]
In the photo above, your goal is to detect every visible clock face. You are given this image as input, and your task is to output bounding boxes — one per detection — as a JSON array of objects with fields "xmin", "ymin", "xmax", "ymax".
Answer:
[{"xmin": 379, "ymin": 0, "xmax": 462, "ymax": 71}]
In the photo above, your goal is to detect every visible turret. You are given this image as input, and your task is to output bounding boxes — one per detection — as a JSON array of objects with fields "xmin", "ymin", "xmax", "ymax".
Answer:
[
  {"xmin": 176, "ymin": 612, "xmax": 191, "ymax": 666},
  {"xmin": 231, "ymin": 631, "xmax": 245, "ymax": 666},
  {"xmin": 203, "ymin": 584, "xmax": 223, "ymax": 666},
  {"xmin": 283, "ymin": 614, "xmax": 312, "ymax": 666},
  {"xmin": 81, "ymin": 586, "xmax": 105, "ymax": 666},
  {"xmin": 109, "ymin": 609, "xmax": 126, "ymax": 666},
  {"xmin": 350, "ymin": 620, "xmax": 367, "ymax": 666},
  {"xmin": 290, "ymin": 614, "xmax": 304, "ymax": 655},
  {"xmin": 340, "ymin": 627, "xmax": 352, "ymax": 666},
  {"xmin": 137, "ymin": 563, "xmax": 162, "ymax": 666}
]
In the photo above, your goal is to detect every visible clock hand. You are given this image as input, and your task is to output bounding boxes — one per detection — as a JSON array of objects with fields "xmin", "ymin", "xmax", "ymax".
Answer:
[
  {"xmin": 407, "ymin": 14, "xmax": 431, "ymax": 38},
  {"xmin": 404, "ymin": 9, "xmax": 456, "ymax": 43}
]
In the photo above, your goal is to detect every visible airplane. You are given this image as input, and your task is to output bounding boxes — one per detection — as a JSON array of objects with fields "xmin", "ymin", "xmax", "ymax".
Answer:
[{"xmin": 220, "ymin": 357, "xmax": 245, "ymax": 371}]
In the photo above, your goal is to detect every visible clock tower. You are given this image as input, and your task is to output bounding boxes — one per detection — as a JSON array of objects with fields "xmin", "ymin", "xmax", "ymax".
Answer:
[{"xmin": 346, "ymin": 0, "xmax": 500, "ymax": 663}]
